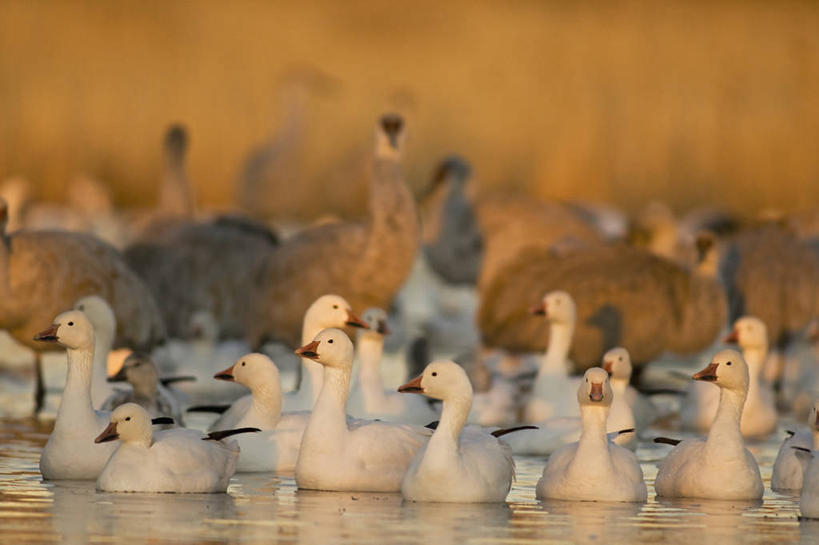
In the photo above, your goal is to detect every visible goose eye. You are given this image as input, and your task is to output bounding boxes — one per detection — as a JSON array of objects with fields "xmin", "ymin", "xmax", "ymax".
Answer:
[
  {"xmin": 726, "ymin": 361, "xmax": 732, "ymax": 366},
  {"xmin": 328, "ymin": 339, "xmax": 334, "ymax": 344},
  {"xmin": 333, "ymin": 305, "xmax": 339, "ymax": 309},
  {"xmin": 585, "ymin": 378, "xmax": 588, "ymax": 383},
  {"xmin": 241, "ymin": 362, "xmax": 246, "ymax": 367},
  {"xmin": 618, "ymin": 357, "xmax": 623, "ymax": 361},
  {"xmin": 125, "ymin": 417, "xmax": 131, "ymax": 421},
  {"xmin": 133, "ymin": 362, "xmax": 141, "ymax": 367},
  {"xmin": 68, "ymin": 322, "xmax": 74, "ymax": 326},
  {"xmin": 432, "ymin": 372, "xmax": 437, "ymax": 377}
]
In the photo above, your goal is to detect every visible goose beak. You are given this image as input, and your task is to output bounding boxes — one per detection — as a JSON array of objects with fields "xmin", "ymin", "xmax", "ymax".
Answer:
[
  {"xmin": 345, "ymin": 310, "xmax": 369, "ymax": 329},
  {"xmin": 602, "ymin": 361, "xmax": 613, "ymax": 375},
  {"xmin": 107, "ymin": 366, "xmax": 128, "ymax": 383},
  {"xmin": 376, "ymin": 320, "xmax": 391, "ymax": 336},
  {"xmin": 530, "ymin": 302, "xmax": 547, "ymax": 316},
  {"xmin": 589, "ymin": 382, "xmax": 604, "ymax": 402},
  {"xmin": 33, "ymin": 324, "xmax": 59, "ymax": 343},
  {"xmin": 94, "ymin": 421, "xmax": 120, "ymax": 444},
  {"xmin": 693, "ymin": 362, "xmax": 719, "ymax": 382},
  {"xmin": 398, "ymin": 374, "xmax": 424, "ymax": 394},
  {"xmin": 214, "ymin": 364, "xmax": 235, "ymax": 381},
  {"xmin": 296, "ymin": 340, "xmax": 320, "ymax": 360},
  {"xmin": 722, "ymin": 329, "xmax": 739, "ymax": 344}
]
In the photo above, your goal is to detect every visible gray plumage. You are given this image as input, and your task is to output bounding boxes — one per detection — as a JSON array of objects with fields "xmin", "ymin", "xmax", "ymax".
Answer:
[{"xmin": 478, "ymin": 243, "xmax": 727, "ymax": 367}]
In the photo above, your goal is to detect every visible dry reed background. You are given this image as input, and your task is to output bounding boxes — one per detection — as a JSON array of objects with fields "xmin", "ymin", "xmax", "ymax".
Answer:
[{"xmin": 0, "ymin": 0, "xmax": 817, "ymax": 220}]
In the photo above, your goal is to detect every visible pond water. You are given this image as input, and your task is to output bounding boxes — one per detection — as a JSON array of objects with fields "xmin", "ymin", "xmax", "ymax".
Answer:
[{"xmin": 0, "ymin": 368, "xmax": 814, "ymax": 545}]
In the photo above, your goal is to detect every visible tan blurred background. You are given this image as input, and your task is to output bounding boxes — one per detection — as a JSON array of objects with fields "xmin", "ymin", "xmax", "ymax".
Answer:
[{"xmin": 0, "ymin": 0, "xmax": 817, "ymax": 220}]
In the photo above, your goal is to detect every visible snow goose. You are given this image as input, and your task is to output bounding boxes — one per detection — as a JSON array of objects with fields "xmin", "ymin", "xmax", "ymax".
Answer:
[
  {"xmin": 34, "ymin": 310, "xmax": 118, "ymax": 479},
  {"xmin": 535, "ymin": 367, "xmax": 646, "ymax": 502},
  {"xmin": 799, "ymin": 406, "xmax": 819, "ymax": 517},
  {"xmin": 680, "ymin": 316, "xmax": 777, "ymax": 438},
  {"xmin": 283, "ymin": 294, "xmax": 368, "ymax": 411},
  {"xmin": 347, "ymin": 308, "xmax": 438, "ymax": 425},
  {"xmin": 94, "ymin": 403, "xmax": 257, "ymax": 493},
  {"xmin": 398, "ymin": 360, "xmax": 514, "ymax": 502},
  {"xmin": 73, "ymin": 295, "xmax": 118, "ymax": 409},
  {"xmin": 205, "ymin": 353, "xmax": 312, "ymax": 472},
  {"xmin": 523, "ymin": 290, "xmax": 581, "ymax": 422},
  {"xmin": 772, "ymin": 399, "xmax": 819, "ymax": 491},
  {"xmin": 654, "ymin": 349, "xmax": 763, "ymax": 500},
  {"xmin": 294, "ymin": 328, "xmax": 430, "ymax": 492},
  {"xmin": 102, "ymin": 352, "xmax": 186, "ymax": 426},
  {"xmin": 601, "ymin": 348, "xmax": 638, "ymax": 449}
]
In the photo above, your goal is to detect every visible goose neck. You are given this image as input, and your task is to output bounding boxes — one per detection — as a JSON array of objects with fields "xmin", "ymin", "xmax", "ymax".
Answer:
[
  {"xmin": 705, "ymin": 386, "xmax": 746, "ymax": 456},
  {"xmin": 572, "ymin": 404, "xmax": 613, "ymax": 472},
  {"xmin": 433, "ymin": 395, "xmax": 471, "ymax": 445},
  {"xmin": 541, "ymin": 320, "xmax": 573, "ymax": 374},
  {"xmin": 313, "ymin": 366, "xmax": 351, "ymax": 417},
  {"xmin": 56, "ymin": 346, "xmax": 96, "ymax": 428},
  {"xmin": 250, "ymin": 382, "xmax": 282, "ymax": 426}
]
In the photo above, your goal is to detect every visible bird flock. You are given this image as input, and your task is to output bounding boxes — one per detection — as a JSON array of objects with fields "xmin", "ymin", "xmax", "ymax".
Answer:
[{"xmin": 2, "ymin": 113, "xmax": 819, "ymax": 520}]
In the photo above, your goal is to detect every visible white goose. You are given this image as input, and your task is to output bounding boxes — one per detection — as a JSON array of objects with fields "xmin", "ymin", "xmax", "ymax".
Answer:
[
  {"xmin": 601, "ymin": 348, "xmax": 638, "ymax": 450},
  {"xmin": 347, "ymin": 308, "xmax": 439, "ymax": 425},
  {"xmin": 536, "ymin": 367, "xmax": 646, "ymax": 502},
  {"xmin": 655, "ymin": 349, "xmax": 764, "ymax": 500},
  {"xmin": 294, "ymin": 328, "xmax": 431, "ymax": 492},
  {"xmin": 398, "ymin": 360, "xmax": 515, "ymax": 503},
  {"xmin": 601, "ymin": 347, "xmax": 658, "ymax": 430},
  {"xmin": 680, "ymin": 316, "xmax": 777, "ymax": 438},
  {"xmin": 771, "ymin": 399, "xmax": 819, "ymax": 491},
  {"xmin": 34, "ymin": 310, "xmax": 117, "ymax": 480},
  {"xmin": 73, "ymin": 295, "xmax": 118, "ymax": 409},
  {"xmin": 94, "ymin": 403, "xmax": 255, "ymax": 493},
  {"xmin": 102, "ymin": 352, "xmax": 186, "ymax": 426},
  {"xmin": 799, "ymin": 407, "xmax": 819, "ymax": 518},
  {"xmin": 207, "ymin": 353, "xmax": 311, "ymax": 473},
  {"xmin": 283, "ymin": 295, "xmax": 368, "ymax": 412},
  {"xmin": 523, "ymin": 290, "xmax": 581, "ymax": 422}
]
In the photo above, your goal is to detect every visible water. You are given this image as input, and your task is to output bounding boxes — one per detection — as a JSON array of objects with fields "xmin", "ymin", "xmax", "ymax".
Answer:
[{"xmin": 0, "ymin": 372, "xmax": 814, "ymax": 544}]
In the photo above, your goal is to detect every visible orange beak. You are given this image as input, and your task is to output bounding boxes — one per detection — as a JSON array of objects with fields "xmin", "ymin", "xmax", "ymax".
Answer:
[
  {"xmin": 94, "ymin": 421, "xmax": 120, "ymax": 443},
  {"xmin": 602, "ymin": 361, "xmax": 613, "ymax": 375},
  {"xmin": 693, "ymin": 362, "xmax": 719, "ymax": 382},
  {"xmin": 589, "ymin": 382, "xmax": 604, "ymax": 402},
  {"xmin": 33, "ymin": 324, "xmax": 59, "ymax": 343},
  {"xmin": 296, "ymin": 340, "xmax": 320, "ymax": 360},
  {"xmin": 214, "ymin": 364, "xmax": 235, "ymax": 381},
  {"xmin": 723, "ymin": 329, "xmax": 739, "ymax": 344},
  {"xmin": 345, "ymin": 310, "xmax": 369, "ymax": 329},
  {"xmin": 530, "ymin": 302, "xmax": 547, "ymax": 316},
  {"xmin": 398, "ymin": 374, "xmax": 424, "ymax": 394}
]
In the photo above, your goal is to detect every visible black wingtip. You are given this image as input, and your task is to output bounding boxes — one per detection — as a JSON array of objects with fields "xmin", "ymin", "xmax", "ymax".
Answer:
[
  {"xmin": 616, "ymin": 428, "xmax": 636, "ymax": 436},
  {"xmin": 204, "ymin": 427, "xmax": 261, "ymax": 441},
  {"xmin": 653, "ymin": 437, "xmax": 681, "ymax": 446},
  {"xmin": 786, "ymin": 429, "xmax": 796, "ymax": 438},
  {"xmin": 793, "ymin": 446, "xmax": 813, "ymax": 454},
  {"xmin": 186, "ymin": 404, "xmax": 231, "ymax": 414},
  {"xmin": 424, "ymin": 420, "xmax": 439, "ymax": 430},
  {"xmin": 491, "ymin": 425, "xmax": 538, "ymax": 438},
  {"xmin": 160, "ymin": 376, "xmax": 197, "ymax": 386},
  {"xmin": 151, "ymin": 417, "xmax": 175, "ymax": 425}
]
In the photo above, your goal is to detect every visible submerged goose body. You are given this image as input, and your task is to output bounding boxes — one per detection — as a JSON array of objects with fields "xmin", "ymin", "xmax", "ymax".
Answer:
[
  {"xmin": 655, "ymin": 350, "xmax": 763, "ymax": 500},
  {"xmin": 34, "ymin": 310, "xmax": 116, "ymax": 480},
  {"xmin": 102, "ymin": 352, "xmax": 185, "ymax": 426},
  {"xmin": 680, "ymin": 316, "xmax": 777, "ymax": 438},
  {"xmin": 772, "ymin": 400, "xmax": 819, "ymax": 491},
  {"xmin": 399, "ymin": 361, "xmax": 514, "ymax": 503},
  {"xmin": 536, "ymin": 367, "xmax": 646, "ymax": 502},
  {"xmin": 523, "ymin": 291, "xmax": 581, "ymax": 423},
  {"xmin": 347, "ymin": 308, "xmax": 438, "ymax": 425},
  {"xmin": 95, "ymin": 404, "xmax": 250, "ymax": 493},
  {"xmin": 295, "ymin": 329, "xmax": 430, "ymax": 492}
]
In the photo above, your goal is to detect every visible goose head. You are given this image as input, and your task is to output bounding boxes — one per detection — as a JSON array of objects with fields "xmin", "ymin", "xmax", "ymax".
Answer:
[
  {"xmin": 577, "ymin": 367, "xmax": 613, "ymax": 408},
  {"xmin": 398, "ymin": 360, "xmax": 472, "ymax": 402},
  {"xmin": 34, "ymin": 310, "xmax": 95, "ymax": 351},
  {"xmin": 214, "ymin": 352, "xmax": 280, "ymax": 390},
  {"xmin": 692, "ymin": 349, "xmax": 749, "ymax": 393},
  {"xmin": 74, "ymin": 295, "xmax": 116, "ymax": 342},
  {"xmin": 602, "ymin": 347, "xmax": 632, "ymax": 382},
  {"xmin": 531, "ymin": 290, "xmax": 576, "ymax": 325},
  {"xmin": 189, "ymin": 310, "xmax": 219, "ymax": 342},
  {"xmin": 304, "ymin": 295, "xmax": 368, "ymax": 334},
  {"xmin": 295, "ymin": 328, "xmax": 354, "ymax": 370},
  {"xmin": 422, "ymin": 156, "xmax": 471, "ymax": 200},
  {"xmin": 358, "ymin": 307, "xmax": 390, "ymax": 340},
  {"xmin": 723, "ymin": 316, "xmax": 768, "ymax": 351},
  {"xmin": 375, "ymin": 113, "xmax": 405, "ymax": 159},
  {"xmin": 95, "ymin": 403, "xmax": 152, "ymax": 446},
  {"xmin": 109, "ymin": 352, "xmax": 159, "ymax": 395}
]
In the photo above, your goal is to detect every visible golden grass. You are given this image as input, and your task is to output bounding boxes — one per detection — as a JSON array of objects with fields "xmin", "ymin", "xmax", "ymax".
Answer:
[{"xmin": 0, "ymin": 0, "xmax": 817, "ymax": 219}]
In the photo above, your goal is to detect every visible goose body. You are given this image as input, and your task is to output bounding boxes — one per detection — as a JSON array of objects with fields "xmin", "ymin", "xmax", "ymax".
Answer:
[
  {"xmin": 347, "ymin": 308, "xmax": 438, "ymax": 425},
  {"xmin": 399, "ymin": 361, "xmax": 514, "ymax": 503},
  {"xmin": 95, "ymin": 404, "xmax": 242, "ymax": 493},
  {"xmin": 655, "ymin": 349, "xmax": 763, "ymax": 500},
  {"xmin": 35, "ymin": 310, "xmax": 116, "ymax": 480},
  {"xmin": 799, "ymin": 415, "xmax": 819, "ymax": 518},
  {"xmin": 536, "ymin": 367, "xmax": 646, "ymax": 502},
  {"xmin": 523, "ymin": 291, "xmax": 581, "ymax": 422},
  {"xmin": 101, "ymin": 352, "xmax": 185, "ymax": 425},
  {"xmin": 680, "ymin": 316, "xmax": 778, "ymax": 438},
  {"xmin": 294, "ymin": 329, "xmax": 430, "ymax": 492}
]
